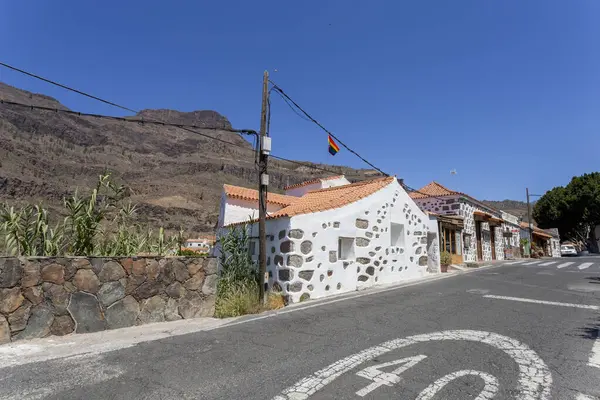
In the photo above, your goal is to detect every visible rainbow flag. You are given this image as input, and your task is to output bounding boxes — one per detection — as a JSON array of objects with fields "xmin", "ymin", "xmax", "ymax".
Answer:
[{"xmin": 328, "ymin": 135, "xmax": 340, "ymax": 156}]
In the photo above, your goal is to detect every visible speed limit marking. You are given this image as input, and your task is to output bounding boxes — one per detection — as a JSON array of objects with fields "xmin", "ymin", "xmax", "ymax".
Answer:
[{"xmin": 272, "ymin": 330, "xmax": 552, "ymax": 400}]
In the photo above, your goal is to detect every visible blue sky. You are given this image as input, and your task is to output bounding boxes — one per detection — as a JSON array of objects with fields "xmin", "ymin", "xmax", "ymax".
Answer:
[{"xmin": 1, "ymin": 0, "xmax": 599, "ymax": 201}]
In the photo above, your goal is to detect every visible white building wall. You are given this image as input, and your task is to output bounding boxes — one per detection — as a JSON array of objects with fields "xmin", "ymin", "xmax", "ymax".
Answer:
[
  {"xmin": 244, "ymin": 180, "xmax": 438, "ymax": 303},
  {"xmin": 284, "ymin": 176, "xmax": 351, "ymax": 197},
  {"xmin": 494, "ymin": 226, "xmax": 505, "ymax": 261},
  {"xmin": 550, "ymin": 238, "xmax": 561, "ymax": 258},
  {"xmin": 218, "ymin": 195, "xmax": 285, "ymax": 227}
]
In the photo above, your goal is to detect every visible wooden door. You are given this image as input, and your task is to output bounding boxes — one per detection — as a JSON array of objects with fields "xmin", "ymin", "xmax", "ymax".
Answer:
[{"xmin": 475, "ymin": 221, "xmax": 483, "ymax": 261}]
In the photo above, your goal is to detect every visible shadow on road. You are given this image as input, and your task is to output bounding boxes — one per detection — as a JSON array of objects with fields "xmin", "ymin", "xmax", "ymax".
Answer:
[
  {"xmin": 571, "ymin": 275, "xmax": 600, "ymax": 340},
  {"xmin": 585, "ymin": 276, "xmax": 600, "ymax": 284}
]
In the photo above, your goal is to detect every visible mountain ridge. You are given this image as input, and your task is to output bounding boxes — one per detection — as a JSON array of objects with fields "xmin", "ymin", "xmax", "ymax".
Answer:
[{"xmin": 0, "ymin": 81, "xmax": 382, "ymax": 235}]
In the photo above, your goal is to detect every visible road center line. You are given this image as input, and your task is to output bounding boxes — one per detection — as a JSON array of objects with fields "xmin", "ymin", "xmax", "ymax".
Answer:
[
  {"xmin": 522, "ymin": 261, "xmax": 541, "ymax": 265},
  {"xmin": 578, "ymin": 262, "xmax": 593, "ymax": 270},
  {"xmin": 557, "ymin": 262, "xmax": 575, "ymax": 269},
  {"xmin": 539, "ymin": 261, "xmax": 557, "ymax": 266},
  {"xmin": 483, "ymin": 295, "xmax": 600, "ymax": 310},
  {"xmin": 506, "ymin": 260, "xmax": 525, "ymax": 265}
]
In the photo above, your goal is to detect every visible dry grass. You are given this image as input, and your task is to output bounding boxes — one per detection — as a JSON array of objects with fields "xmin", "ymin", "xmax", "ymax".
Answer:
[
  {"xmin": 267, "ymin": 292, "xmax": 286, "ymax": 310},
  {"xmin": 214, "ymin": 284, "xmax": 287, "ymax": 318}
]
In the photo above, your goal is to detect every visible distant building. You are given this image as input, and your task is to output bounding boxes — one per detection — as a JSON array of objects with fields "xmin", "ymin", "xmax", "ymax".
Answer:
[
  {"xmin": 182, "ymin": 235, "xmax": 216, "ymax": 254},
  {"xmin": 410, "ymin": 182, "xmax": 507, "ymax": 263},
  {"xmin": 519, "ymin": 223, "xmax": 560, "ymax": 258}
]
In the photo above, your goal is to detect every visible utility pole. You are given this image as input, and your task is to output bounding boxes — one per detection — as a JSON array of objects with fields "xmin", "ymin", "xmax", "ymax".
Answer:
[
  {"xmin": 526, "ymin": 188, "xmax": 533, "ymax": 258},
  {"xmin": 258, "ymin": 71, "xmax": 270, "ymax": 303}
]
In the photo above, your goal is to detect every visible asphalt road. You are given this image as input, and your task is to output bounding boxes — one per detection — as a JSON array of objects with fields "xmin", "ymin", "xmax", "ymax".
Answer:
[{"xmin": 1, "ymin": 257, "xmax": 599, "ymax": 399}]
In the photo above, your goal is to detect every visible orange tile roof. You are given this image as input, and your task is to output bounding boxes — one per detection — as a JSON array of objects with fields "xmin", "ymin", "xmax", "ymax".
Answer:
[
  {"xmin": 532, "ymin": 230, "xmax": 553, "ymax": 239},
  {"xmin": 271, "ymin": 176, "xmax": 395, "ymax": 218},
  {"xmin": 408, "ymin": 181, "xmax": 464, "ymax": 199},
  {"xmin": 283, "ymin": 175, "xmax": 345, "ymax": 190},
  {"xmin": 223, "ymin": 184, "xmax": 299, "ymax": 207},
  {"xmin": 519, "ymin": 222, "xmax": 555, "ymax": 238},
  {"xmin": 224, "ymin": 176, "xmax": 395, "ymax": 226},
  {"xmin": 409, "ymin": 181, "xmax": 502, "ymax": 215}
]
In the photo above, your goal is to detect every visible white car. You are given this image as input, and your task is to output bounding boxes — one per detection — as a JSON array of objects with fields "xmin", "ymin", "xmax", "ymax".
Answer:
[{"xmin": 560, "ymin": 244, "xmax": 577, "ymax": 257}]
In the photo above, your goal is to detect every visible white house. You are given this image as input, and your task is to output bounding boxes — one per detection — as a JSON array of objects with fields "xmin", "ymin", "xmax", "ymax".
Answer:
[
  {"xmin": 217, "ymin": 176, "xmax": 441, "ymax": 303},
  {"xmin": 183, "ymin": 236, "xmax": 216, "ymax": 254}
]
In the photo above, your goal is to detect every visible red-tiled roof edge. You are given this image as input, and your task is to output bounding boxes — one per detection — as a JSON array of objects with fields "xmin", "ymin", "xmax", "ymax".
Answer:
[
  {"xmin": 223, "ymin": 184, "xmax": 297, "ymax": 206},
  {"xmin": 283, "ymin": 175, "xmax": 345, "ymax": 190},
  {"xmin": 411, "ymin": 181, "xmax": 500, "ymax": 214},
  {"xmin": 223, "ymin": 176, "xmax": 396, "ymax": 226},
  {"xmin": 306, "ymin": 176, "xmax": 394, "ymax": 194}
]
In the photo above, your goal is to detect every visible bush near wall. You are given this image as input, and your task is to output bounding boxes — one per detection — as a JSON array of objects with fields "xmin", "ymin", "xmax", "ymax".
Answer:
[{"xmin": 0, "ymin": 256, "xmax": 217, "ymax": 344}]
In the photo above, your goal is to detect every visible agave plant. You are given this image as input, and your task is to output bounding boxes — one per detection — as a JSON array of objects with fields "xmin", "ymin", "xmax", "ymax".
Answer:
[
  {"xmin": 0, "ymin": 203, "xmax": 66, "ymax": 256},
  {"xmin": 217, "ymin": 224, "xmax": 258, "ymax": 293},
  {"xmin": 64, "ymin": 173, "xmax": 125, "ymax": 256}
]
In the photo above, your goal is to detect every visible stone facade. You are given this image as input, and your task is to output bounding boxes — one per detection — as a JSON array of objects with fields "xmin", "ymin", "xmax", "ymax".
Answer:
[
  {"xmin": 415, "ymin": 195, "xmax": 508, "ymax": 262},
  {"xmin": 0, "ymin": 256, "xmax": 217, "ymax": 344},
  {"xmin": 219, "ymin": 179, "xmax": 440, "ymax": 303}
]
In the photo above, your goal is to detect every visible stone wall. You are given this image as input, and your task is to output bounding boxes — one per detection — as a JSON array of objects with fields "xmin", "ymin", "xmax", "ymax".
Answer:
[{"xmin": 0, "ymin": 256, "xmax": 217, "ymax": 344}]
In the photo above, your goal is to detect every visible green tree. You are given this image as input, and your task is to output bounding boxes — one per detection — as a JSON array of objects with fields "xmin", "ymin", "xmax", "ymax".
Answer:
[{"xmin": 533, "ymin": 172, "xmax": 600, "ymax": 251}]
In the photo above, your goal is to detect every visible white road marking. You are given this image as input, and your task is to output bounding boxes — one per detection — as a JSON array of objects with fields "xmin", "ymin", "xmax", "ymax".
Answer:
[
  {"xmin": 539, "ymin": 261, "xmax": 557, "ymax": 266},
  {"xmin": 557, "ymin": 262, "xmax": 575, "ymax": 269},
  {"xmin": 272, "ymin": 330, "xmax": 552, "ymax": 400},
  {"xmin": 575, "ymin": 394, "xmax": 597, "ymax": 400},
  {"xmin": 523, "ymin": 261, "xmax": 541, "ymax": 265},
  {"xmin": 588, "ymin": 335, "xmax": 600, "ymax": 369},
  {"xmin": 0, "ymin": 270, "xmax": 486, "ymax": 369},
  {"xmin": 355, "ymin": 355, "xmax": 426, "ymax": 396},
  {"xmin": 506, "ymin": 260, "xmax": 525, "ymax": 265},
  {"xmin": 483, "ymin": 295, "xmax": 600, "ymax": 310},
  {"xmin": 416, "ymin": 370, "xmax": 499, "ymax": 400},
  {"xmin": 578, "ymin": 262, "xmax": 594, "ymax": 270}
]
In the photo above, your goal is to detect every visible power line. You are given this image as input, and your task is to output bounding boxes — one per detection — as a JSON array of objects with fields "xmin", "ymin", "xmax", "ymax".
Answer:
[
  {"xmin": 0, "ymin": 99, "xmax": 342, "ymax": 177},
  {"xmin": 270, "ymin": 88, "xmax": 312, "ymax": 123},
  {"xmin": 270, "ymin": 155, "xmax": 342, "ymax": 176},
  {"xmin": 0, "ymin": 62, "xmax": 350, "ymax": 180},
  {"xmin": 0, "ymin": 99, "xmax": 259, "ymax": 155},
  {"xmin": 268, "ymin": 80, "xmax": 389, "ymax": 177},
  {"xmin": 0, "ymin": 99, "xmax": 256, "ymax": 135},
  {"xmin": 0, "ymin": 61, "xmax": 138, "ymax": 114}
]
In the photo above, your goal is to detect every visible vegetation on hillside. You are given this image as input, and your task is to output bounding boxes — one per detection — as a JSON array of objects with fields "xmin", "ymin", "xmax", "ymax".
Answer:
[
  {"xmin": 0, "ymin": 173, "xmax": 184, "ymax": 257},
  {"xmin": 533, "ymin": 172, "xmax": 600, "ymax": 251}
]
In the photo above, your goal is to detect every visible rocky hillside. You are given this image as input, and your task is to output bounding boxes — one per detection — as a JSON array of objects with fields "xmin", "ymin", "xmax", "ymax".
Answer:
[
  {"xmin": 0, "ymin": 82, "xmax": 382, "ymax": 236},
  {"xmin": 481, "ymin": 199, "xmax": 530, "ymax": 221}
]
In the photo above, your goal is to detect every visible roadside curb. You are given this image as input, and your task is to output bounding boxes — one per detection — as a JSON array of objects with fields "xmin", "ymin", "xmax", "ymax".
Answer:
[{"xmin": 0, "ymin": 261, "xmax": 512, "ymax": 369}]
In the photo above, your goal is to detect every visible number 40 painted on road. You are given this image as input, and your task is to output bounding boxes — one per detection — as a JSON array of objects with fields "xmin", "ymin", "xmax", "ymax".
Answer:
[{"xmin": 355, "ymin": 355, "xmax": 499, "ymax": 399}]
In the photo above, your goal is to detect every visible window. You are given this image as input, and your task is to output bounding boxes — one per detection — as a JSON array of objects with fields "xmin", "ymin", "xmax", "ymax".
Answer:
[
  {"xmin": 338, "ymin": 237, "xmax": 355, "ymax": 260},
  {"xmin": 390, "ymin": 223, "xmax": 405, "ymax": 247},
  {"xmin": 249, "ymin": 240, "xmax": 257, "ymax": 256}
]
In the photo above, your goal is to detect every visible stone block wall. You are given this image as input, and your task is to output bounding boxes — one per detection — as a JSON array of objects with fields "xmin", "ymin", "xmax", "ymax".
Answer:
[{"xmin": 0, "ymin": 256, "xmax": 217, "ymax": 344}]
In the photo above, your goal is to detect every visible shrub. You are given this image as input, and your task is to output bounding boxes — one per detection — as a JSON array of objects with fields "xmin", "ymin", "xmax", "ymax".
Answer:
[
  {"xmin": 214, "ymin": 280, "xmax": 261, "ymax": 318},
  {"xmin": 267, "ymin": 292, "xmax": 286, "ymax": 309},
  {"xmin": 0, "ymin": 173, "xmax": 181, "ymax": 257},
  {"xmin": 440, "ymin": 251, "xmax": 452, "ymax": 266},
  {"xmin": 215, "ymin": 224, "xmax": 260, "ymax": 318},
  {"xmin": 177, "ymin": 249, "xmax": 207, "ymax": 257}
]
